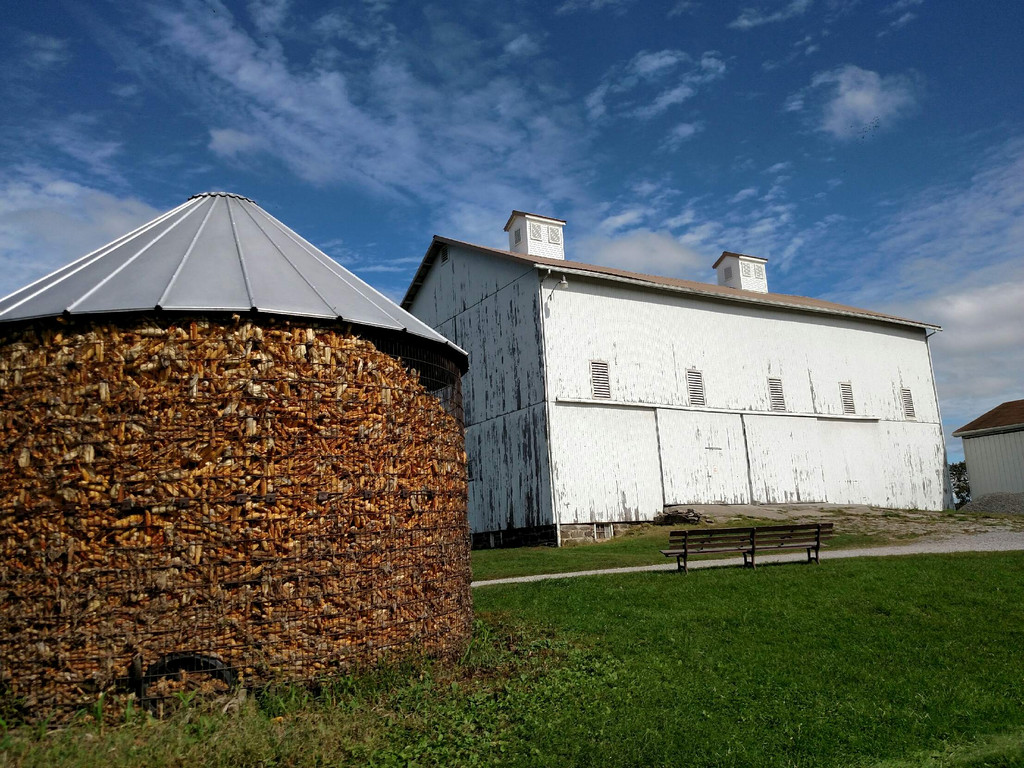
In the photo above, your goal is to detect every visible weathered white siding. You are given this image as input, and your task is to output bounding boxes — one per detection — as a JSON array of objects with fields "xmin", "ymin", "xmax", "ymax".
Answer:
[
  {"xmin": 407, "ymin": 246, "xmax": 552, "ymax": 533},
  {"xmin": 548, "ymin": 403, "xmax": 663, "ymax": 523},
  {"xmin": 466, "ymin": 405, "xmax": 550, "ymax": 532},
  {"xmin": 744, "ymin": 415, "xmax": 828, "ymax": 503},
  {"xmin": 541, "ymin": 275, "xmax": 946, "ymax": 513},
  {"xmin": 963, "ymin": 430, "xmax": 1024, "ymax": 496},
  {"xmin": 542, "ymin": 278, "xmax": 940, "ymax": 423},
  {"xmin": 657, "ymin": 410, "xmax": 750, "ymax": 504}
]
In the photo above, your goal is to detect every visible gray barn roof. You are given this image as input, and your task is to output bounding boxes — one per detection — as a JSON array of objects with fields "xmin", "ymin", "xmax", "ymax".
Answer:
[{"xmin": 0, "ymin": 192, "xmax": 466, "ymax": 364}]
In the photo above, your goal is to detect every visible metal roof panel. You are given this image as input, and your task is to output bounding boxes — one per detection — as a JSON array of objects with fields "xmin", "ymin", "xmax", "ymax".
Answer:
[{"xmin": 0, "ymin": 192, "xmax": 466, "ymax": 363}]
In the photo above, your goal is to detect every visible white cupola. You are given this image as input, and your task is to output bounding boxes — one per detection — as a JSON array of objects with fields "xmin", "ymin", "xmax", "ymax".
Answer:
[
  {"xmin": 504, "ymin": 211, "xmax": 566, "ymax": 260},
  {"xmin": 713, "ymin": 251, "xmax": 769, "ymax": 293}
]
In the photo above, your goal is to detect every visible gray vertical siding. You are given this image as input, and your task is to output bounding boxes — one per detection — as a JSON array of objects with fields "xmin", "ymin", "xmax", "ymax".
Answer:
[{"xmin": 964, "ymin": 431, "xmax": 1024, "ymax": 496}]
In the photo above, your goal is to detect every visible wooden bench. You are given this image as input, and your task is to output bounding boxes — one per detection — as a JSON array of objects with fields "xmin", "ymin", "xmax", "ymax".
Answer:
[{"xmin": 661, "ymin": 523, "xmax": 834, "ymax": 573}]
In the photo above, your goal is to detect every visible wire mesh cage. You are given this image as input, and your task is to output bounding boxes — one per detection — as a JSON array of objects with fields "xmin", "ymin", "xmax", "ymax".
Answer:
[{"xmin": 0, "ymin": 314, "xmax": 470, "ymax": 723}]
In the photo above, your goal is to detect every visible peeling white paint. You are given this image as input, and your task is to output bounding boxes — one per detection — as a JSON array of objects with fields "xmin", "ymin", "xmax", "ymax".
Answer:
[
  {"xmin": 406, "ymin": 247, "xmax": 948, "ymax": 540},
  {"xmin": 407, "ymin": 245, "xmax": 552, "ymax": 532}
]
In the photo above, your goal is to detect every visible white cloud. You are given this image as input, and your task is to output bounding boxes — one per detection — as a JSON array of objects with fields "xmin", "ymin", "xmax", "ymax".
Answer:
[
  {"xmin": 821, "ymin": 137, "xmax": 1024, "ymax": 458},
  {"xmin": 791, "ymin": 65, "xmax": 919, "ymax": 140},
  {"xmin": 44, "ymin": 116, "xmax": 123, "ymax": 181},
  {"xmin": 663, "ymin": 121, "xmax": 703, "ymax": 150},
  {"xmin": 556, "ymin": 0, "xmax": 634, "ymax": 13},
  {"xmin": 668, "ymin": 1, "xmax": 699, "ymax": 16},
  {"xmin": 109, "ymin": 1, "xmax": 591, "ymax": 245},
  {"xmin": 883, "ymin": 0, "xmax": 923, "ymax": 13},
  {"xmin": 587, "ymin": 49, "xmax": 725, "ymax": 122},
  {"xmin": 730, "ymin": 187, "xmax": 759, "ymax": 203},
  {"xmin": 878, "ymin": 10, "xmax": 918, "ymax": 36},
  {"xmin": 764, "ymin": 161, "xmax": 792, "ymax": 174},
  {"xmin": 248, "ymin": 0, "xmax": 289, "ymax": 33},
  {"xmin": 599, "ymin": 208, "xmax": 647, "ymax": 234},
  {"xmin": 579, "ymin": 229, "xmax": 706, "ymax": 278},
  {"xmin": 729, "ymin": 0, "xmax": 813, "ymax": 30},
  {"xmin": 635, "ymin": 85, "xmax": 696, "ymax": 119},
  {"xmin": 208, "ymin": 128, "xmax": 267, "ymax": 158},
  {"xmin": 783, "ymin": 92, "xmax": 805, "ymax": 111},
  {"xmin": 21, "ymin": 34, "xmax": 71, "ymax": 70},
  {"xmin": 504, "ymin": 33, "xmax": 540, "ymax": 57},
  {"xmin": 631, "ymin": 50, "xmax": 690, "ymax": 77},
  {"xmin": 0, "ymin": 170, "xmax": 161, "ymax": 299},
  {"xmin": 111, "ymin": 83, "xmax": 140, "ymax": 99}
]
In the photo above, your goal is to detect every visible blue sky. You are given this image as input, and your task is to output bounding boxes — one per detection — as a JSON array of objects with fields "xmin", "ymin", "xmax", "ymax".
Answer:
[{"xmin": 2, "ymin": 0, "xmax": 1022, "ymax": 461}]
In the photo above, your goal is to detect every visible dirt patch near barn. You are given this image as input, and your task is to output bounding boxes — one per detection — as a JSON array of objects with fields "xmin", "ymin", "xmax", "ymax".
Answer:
[{"xmin": 674, "ymin": 502, "xmax": 1024, "ymax": 545}]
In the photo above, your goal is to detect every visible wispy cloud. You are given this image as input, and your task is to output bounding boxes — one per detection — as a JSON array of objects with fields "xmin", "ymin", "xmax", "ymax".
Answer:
[
  {"xmin": 44, "ymin": 115, "xmax": 123, "ymax": 181},
  {"xmin": 248, "ymin": 0, "xmax": 290, "ymax": 33},
  {"xmin": 663, "ymin": 121, "xmax": 703, "ymax": 150},
  {"xmin": 586, "ymin": 49, "xmax": 726, "ymax": 121},
  {"xmin": 0, "ymin": 169, "xmax": 161, "ymax": 298},
  {"xmin": 556, "ymin": 0, "xmax": 635, "ymax": 14},
  {"xmin": 878, "ymin": 0, "xmax": 923, "ymax": 37},
  {"xmin": 103, "ymin": 0, "xmax": 593, "ymax": 248},
  {"xmin": 504, "ymin": 33, "xmax": 540, "ymax": 57},
  {"xmin": 208, "ymin": 128, "xmax": 268, "ymax": 159},
  {"xmin": 730, "ymin": 187, "xmax": 759, "ymax": 203},
  {"xmin": 20, "ymin": 34, "xmax": 71, "ymax": 70},
  {"xmin": 579, "ymin": 229, "xmax": 706, "ymax": 277},
  {"xmin": 729, "ymin": 0, "xmax": 813, "ymax": 30},
  {"xmin": 788, "ymin": 65, "xmax": 920, "ymax": 140},
  {"xmin": 668, "ymin": 1, "xmax": 699, "ymax": 16},
  {"xmin": 817, "ymin": 137, "xmax": 1024, "ymax": 456}
]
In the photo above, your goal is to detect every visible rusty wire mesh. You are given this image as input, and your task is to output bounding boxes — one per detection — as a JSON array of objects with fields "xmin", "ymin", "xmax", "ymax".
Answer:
[{"xmin": 0, "ymin": 315, "xmax": 470, "ymax": 723}]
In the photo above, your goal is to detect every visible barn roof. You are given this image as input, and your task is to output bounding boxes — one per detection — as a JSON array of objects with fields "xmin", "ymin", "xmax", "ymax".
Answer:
[
  {"xmin": 0, "ymin": 192, "xmax": 467, "ymax": 365},
  {"xmin": 953, "ymin": 399, "xmax": 1024, "ymax": 437},
  {"xmin": 402, "ymin": 236, "xmax": 941, "ymax": 332}
]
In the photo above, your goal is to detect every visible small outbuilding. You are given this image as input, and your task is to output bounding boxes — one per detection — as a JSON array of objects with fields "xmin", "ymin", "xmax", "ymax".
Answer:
[
  {"xmin": 0, "ymin": 192, "xmax": 471, "ymax": 722},
  {"xmin": 953, "ymin": 399, "xmax": 1024, "ymax": 497}
]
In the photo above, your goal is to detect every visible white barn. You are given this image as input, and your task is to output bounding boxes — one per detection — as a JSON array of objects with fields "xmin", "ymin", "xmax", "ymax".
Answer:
[
  {"xmin": 952, "ymin": 400, "xmax": 1024, "ymax": 497},
  {"xmin": 403, "ymin": 212, "xmax": 950, "ymax": 546}
]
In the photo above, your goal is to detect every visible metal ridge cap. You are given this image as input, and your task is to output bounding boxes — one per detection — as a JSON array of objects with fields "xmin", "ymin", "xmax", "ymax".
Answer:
[{"xmin": 188, "ymin": 191, "xmax": 256, "ymax": 203}]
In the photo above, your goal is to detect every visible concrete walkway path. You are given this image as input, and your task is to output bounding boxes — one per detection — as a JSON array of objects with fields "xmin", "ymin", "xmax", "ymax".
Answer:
[{"xmin": 471, "ymin": 531, "xmax": 1024, "ymax": 588}]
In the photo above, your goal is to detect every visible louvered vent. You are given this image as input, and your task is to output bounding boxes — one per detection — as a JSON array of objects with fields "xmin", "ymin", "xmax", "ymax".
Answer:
[
  {"xmin": 590, "ymin": 360, "xmax": 611, "ymax": 399},
  {"xmin": 840, "ymin": 382, "xmax": 855, "ymax": 415},
  {"xmin": 439, "ymin": 245, "xmax": 449, "ymax": 263},
  {"xmin": 901, "ymin": 388, "xmax": 916, "ymax": 419},
  {"xmin": 686, "ymin": 369, "xmax": 706, "ymax": 406},
  {"xmin": 768, "ymin": 377, "xmax": 786, "ymax": 411}
]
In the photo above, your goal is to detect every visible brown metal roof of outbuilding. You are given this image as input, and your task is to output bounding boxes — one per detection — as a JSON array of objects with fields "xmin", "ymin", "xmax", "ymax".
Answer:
[
  {"xmin": 953, "ymin": 399, "xmax": 1024, "ymax": 437},
  {"xmin": 402, "ymin": 235, "xmax": 940, "ymax": 331}
]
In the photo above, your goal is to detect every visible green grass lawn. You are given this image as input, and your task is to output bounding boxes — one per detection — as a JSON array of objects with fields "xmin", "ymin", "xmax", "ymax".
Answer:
[
  {"xmin": 3, "ymin": 552, "xmax": 1023, "ymax": 767},
  {"xmin": 471, "ymin": 520, "xmax": 889, "ymax": 582}
]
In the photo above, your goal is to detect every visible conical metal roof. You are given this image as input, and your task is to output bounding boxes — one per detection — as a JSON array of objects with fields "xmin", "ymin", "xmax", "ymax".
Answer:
[{"xmin": 0, "ymin": 192, "xmax": 465, "ymax": 363}]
